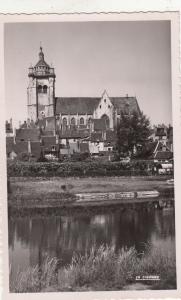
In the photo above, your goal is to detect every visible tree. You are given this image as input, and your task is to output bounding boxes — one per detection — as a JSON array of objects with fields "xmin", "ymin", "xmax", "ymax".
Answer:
[{"xmin": 116, "ymin": 110, "xmax": 151, "ymax": 157}]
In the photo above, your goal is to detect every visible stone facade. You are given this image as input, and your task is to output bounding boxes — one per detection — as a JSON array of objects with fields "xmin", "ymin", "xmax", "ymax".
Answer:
[{"xmin": 27, "ymin": 47, "xmax": 55, "ymax": 122}]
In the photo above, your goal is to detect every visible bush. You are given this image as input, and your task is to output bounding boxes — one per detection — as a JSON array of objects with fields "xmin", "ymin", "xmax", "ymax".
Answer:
[{"xmin": 7, "ymin": 160, "xmax": 155, "ymax": 178}]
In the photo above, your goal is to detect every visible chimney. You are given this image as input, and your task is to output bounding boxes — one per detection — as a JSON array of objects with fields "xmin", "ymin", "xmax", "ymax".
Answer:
[
  {"xmin": 28, "ymin": 139, "xmax": 31, "ymax": 154},
  {"xmin": 13, "ymin": 129, "xmax": 16, "ymax": 144}
]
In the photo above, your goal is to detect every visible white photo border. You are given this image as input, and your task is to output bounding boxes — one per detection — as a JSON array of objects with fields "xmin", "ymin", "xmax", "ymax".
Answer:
[{"xmin": 0, "ymin": 11, "xmax": 180, "ymax": 300}]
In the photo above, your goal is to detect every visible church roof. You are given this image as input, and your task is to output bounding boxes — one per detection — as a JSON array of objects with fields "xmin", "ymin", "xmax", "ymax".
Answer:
[
  {"xmin": 110, "ymin": 97, "xmax": 140, "ymax": 115},
  {"xmin": 29, "ymin": 47, "xmax": 55, "ymax": 77},
  {"xmin": 55, "ymin": 97, "xmax": 100, "ymax": 115},
  {"xmin": 55, "ymin": 96, "xmax": 140, "ymax": 115}
]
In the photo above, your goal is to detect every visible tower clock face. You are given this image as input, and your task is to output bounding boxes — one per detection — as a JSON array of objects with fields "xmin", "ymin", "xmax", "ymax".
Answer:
[{"xmin": 39, "ymin": 111, "xmax": 45, "ymax": 119}]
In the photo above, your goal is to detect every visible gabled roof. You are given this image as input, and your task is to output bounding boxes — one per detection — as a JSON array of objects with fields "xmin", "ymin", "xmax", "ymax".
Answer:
[
  {"xmin": 110, "ymin": 97, "xmax": 140, "ymax": 115},
  {"xmin": 55, "ymin": 96, "xmax": 140, "ymax": 116},
  {"xmin": 16, "ymin": 128, "xmax": 40, "ymax": 142},
  {"xmin": 35, "ymin": 59, "xmax": 50, "ymax": 69},
  {"xmin": 55, "ymin": 97, "xmax": 100, "ymax": 115}
]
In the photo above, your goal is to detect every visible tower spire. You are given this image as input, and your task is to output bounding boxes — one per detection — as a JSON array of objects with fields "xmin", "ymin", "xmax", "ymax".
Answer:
[{"xmin": 39, "ymin": 43, "xmax": 44, "ymax": 61}]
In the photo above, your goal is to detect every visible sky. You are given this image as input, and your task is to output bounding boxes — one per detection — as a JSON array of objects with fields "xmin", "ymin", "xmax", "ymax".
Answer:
[{"xmin": 4, "ymin": 21, "xmax": 172, "ymax": 127}]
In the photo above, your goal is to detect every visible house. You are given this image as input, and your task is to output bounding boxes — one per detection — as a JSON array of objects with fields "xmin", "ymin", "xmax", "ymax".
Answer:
[{"xmin": 150, "ymin": 140, "xmax": 173, "ymax": 162}]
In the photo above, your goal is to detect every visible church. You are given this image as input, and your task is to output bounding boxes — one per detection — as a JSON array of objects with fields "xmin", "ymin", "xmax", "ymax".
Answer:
[
  {"xmin": 27, "ymin": 47, "xmax": 140, "ymax": 132},
  {"xmin": 6, "ymin": 47, "xmax": 142, "ymax": 160}
]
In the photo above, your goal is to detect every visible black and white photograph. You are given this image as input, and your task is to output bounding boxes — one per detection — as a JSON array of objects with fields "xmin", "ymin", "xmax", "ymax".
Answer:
[{"xmin": 1, "ymin": 11, "xmax": 180, "ymax": 299}]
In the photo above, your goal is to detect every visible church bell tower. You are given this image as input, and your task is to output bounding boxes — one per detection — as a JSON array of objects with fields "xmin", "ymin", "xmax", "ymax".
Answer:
[{"xmin": 27, "ymin": 47, "xmax": 56, "ymax": 122}]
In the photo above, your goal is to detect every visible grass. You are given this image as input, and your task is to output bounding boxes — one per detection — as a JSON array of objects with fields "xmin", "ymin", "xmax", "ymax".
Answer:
[
  {"xmin": 9, "ymin": 241, "xmax": 176, "ymax": 292},
  {"xmin": 9, "ymin": 175, "xmax": 173, "ymax": 199},
  {"xmin": 9, "ymin": 256, "xmax": 58, "ymax": 293}
]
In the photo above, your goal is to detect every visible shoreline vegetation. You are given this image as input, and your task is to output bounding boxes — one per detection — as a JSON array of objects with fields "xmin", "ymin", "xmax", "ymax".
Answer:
[
  {"xmin": 7, "ymin": 160, "xmax": 172, "ymax": 178},
  {"xmin": 9, "ymin": 241, "xmax": 176, "ymax": 293}
]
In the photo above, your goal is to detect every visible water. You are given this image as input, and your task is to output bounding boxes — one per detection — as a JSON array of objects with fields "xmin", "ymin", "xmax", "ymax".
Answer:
[{"xmin": 9, "ymin": 205, "xmax": 175, "ymax": 276}]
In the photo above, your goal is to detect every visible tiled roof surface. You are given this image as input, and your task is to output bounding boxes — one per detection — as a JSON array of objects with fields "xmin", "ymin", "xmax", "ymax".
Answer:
[
  {"xmin": 31, "ymin": 142, "xmax": 42, "ymax": 159},
  {"xmin": 6, "ymin": 137, "xmax": 14, "ymax": 154},
  {"xmin": 16, "ymin": 128, "xmax": 40, "ymax": 142},
  {"xmin": 41, "ymin": 136, "xmax": 56, "ymax": 148},
  {"xmin": 41, "ymin": 130, "xmax": 54, "ymax": 136},
  {"xmin": 93, "ymin": 119, "xmax": 107, "ymax": 131},
  {"xmin": 55, "ymin": 96, "xmax": 140, "ymax": 116},
  {"xmin": 110, "ymin": 97, "xmax": 140, "ymax": 115},
  {"xmin": 14, "ymin": 141, "xmax": 29, "ymax": 154},
  {"xmin": 146, "ymin": 141, "xmax": 158, "ymax": 153},
  {"xmin": 154, "ymin": 151, "xmax": 173, "ymax": 160},
  {"xmin": 55, "ymin": 97, "xmax": 100, "ymax": 115},
  {"xmin": 59, "ymin": 129, "xmax": 89, "ymax": 139}
]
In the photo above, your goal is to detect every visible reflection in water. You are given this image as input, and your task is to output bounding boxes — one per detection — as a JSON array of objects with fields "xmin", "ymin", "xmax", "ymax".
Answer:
[{"xmin": 9, "ymin": 207, "xmax": 175, "ymax": 276}]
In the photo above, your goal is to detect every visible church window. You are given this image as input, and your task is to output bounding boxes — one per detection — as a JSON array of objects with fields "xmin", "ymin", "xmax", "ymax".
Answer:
[
  {"xmin": 101, "ymin": 114, "xmax": 110, "ymax": 128},
  {"xmin": 63, "ymin": 118, "xmax": 67, "ymax": 126},
  {"xmin": 88, "ymin": 117, "xmax": 92, "ymax": 127},
  {"xmin": 38, "ymin": 85, "xmax": 43, "ymax": 93},
  {"xmin": 43, "ymin": 85, "xmax": 47, "ymax": 93},
  {"xmin": 80, "ymin": 117, "xmax": 84, "ymax": 125},
  {"xmin": 100, "ymin": 105, "xmax": 101, "ymax": 109},
  {"xmin": 71, "ymin": 117, "xmax": 76, "ymax": 125}
]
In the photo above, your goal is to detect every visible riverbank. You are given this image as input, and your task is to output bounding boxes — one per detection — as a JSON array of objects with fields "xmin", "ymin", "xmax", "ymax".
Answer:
[
  {"xmin": 9, "ymin": 240, "xmax": 176, "ymax": 292},
  {"xmin": 9, "ymin": 176, "xmax": 173, "ymax": 201},
  {"xmin": 8, "ymin": 176, "xmax": 174, "ymax": 211}
]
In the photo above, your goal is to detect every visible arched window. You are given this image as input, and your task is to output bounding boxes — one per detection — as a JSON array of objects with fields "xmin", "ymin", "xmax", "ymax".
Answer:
[
  {"xmin": 38, "ymin": 85, "xmax": 42, "ymax": 93},
  {"xmin": 43, "ymin": 85, "xmax": 47, "ymax": 93},
  {"xmin": 80, "ymin": 117, "xmax": 84, "ymax": 125},
  {"xmin": 63, "ymin": 118, "xmax": 67, "ymax": 126},
  {"xmin": 101, "ymin": 114, "xmax": 110, "ymax": 128},
  {"xmin": 88, "ymin": 117, "xmax": 92, "ymax": 127},
  {"xmin": 71, "ymin": 117, "xmax": 76, "ymax": 125}
]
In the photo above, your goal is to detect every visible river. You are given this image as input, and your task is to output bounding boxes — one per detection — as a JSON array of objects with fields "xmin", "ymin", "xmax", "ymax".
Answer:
[{"xmin": 9, "ymin": 204, "xmax": 176, "ymax": 278}]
